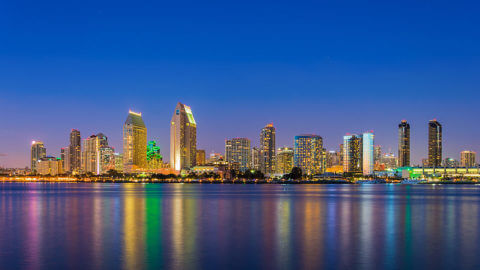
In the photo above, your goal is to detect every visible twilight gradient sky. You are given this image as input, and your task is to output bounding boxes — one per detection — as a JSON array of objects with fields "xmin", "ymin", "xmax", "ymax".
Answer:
[{"xmin": 1, "ymin": 0, "xmax": 480, "ymax": 168}]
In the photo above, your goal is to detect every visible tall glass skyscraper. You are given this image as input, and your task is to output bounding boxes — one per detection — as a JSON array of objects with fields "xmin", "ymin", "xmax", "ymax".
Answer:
[
  {"xmin": 398, "ymin": 120, "xmax": 410, "ymax": 167},
  {"xmin": 123, "ymin": 110, "xmax": 147, "ymax": 173},
  {"xmin": 294, "ymin": 135, "xmax": 324, "ymax": 175},
  {"xmin": 69, "ymin": 129, "xmax": 81, "ymax": 173},
  {"xmin": 170, "ymin": 103, "xmax": 197, "ymax": 171},
  {"xmin": 31, "ymin": 141, "xmax": 46, "ymax": 173},
  {"xmin": 276, "ymin": 147, "xmax": 294, "ymax": 174},
  {"xmin": 82, "ymin": 133, "xmax": 108, "ymax": 174},
  {"xmin": 428, "ymin": 119, "xmax": 442, "ymax": 167},
  {"xmin": 260, "ymin": 123, "xmax": 276, "ymax": 175},
  {"xmin": 362, "ymin": 132, "xmax": 374, "ymax": 175},
  {"xmin": 225, "ymin": 138, "xmax": 251, "ymax": 172},
  {"xmin": 343, "ymin": 134, "xmax": 362, "ymax": 173}
]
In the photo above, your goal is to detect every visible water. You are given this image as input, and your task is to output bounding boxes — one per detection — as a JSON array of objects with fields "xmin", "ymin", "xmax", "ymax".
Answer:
[{"xmin": 1, "ymin": 183, "xmax": 480, "ymax": 270}]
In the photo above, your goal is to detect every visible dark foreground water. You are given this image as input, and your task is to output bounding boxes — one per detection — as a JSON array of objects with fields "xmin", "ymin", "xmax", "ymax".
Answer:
[{"xmin": 1, "ymin": 183, "xmax": 480, "ymax": 270}]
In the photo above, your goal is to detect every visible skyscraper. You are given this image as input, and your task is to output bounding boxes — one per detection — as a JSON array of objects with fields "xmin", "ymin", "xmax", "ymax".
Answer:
[
  {"xmin": 343, "ymin": 134, "xmax": 362, "ymax": 173},
  {"xmin": 225, "ymin": 138, "xmax": 251, "ymax": 172},
  {"xmin": 82, "ymin": 133, "xmax": 108, "ymax": 174},
  {"xmin": 260, "ymin": 123, "xmax": 276, "ymax": 175},
  {"xmin": 147, "ymin": 140, "xmax": 163, "ymax": 170},
  {"xmin": 251, "ymin": 147, "xmax": 261, "ymax": 171},
  {"xmin": 170, "ymin": 103, "xmax": 197, "ymax": 171},
  {"xmin": 123, "ymin": 110, "xmax": 147, "ymax": 173},
  {"xmin": 30, "ymin": 141, "xmax": 46, "ymax": 173},
  {"xmin": 461, "ymin": 151, "xmax": 476, "ymax": 167},
  {"xmin": 69, "ymin": 129, "xmax": 81, "ymax": 173},
  {"xmin": 428, "ymin": 119, "xmax": 442, "ymax": 167},
  {"xmin": 362, "ymin": 132, "xmax": 374, "ymax": 175},
  {"xmin": 99, "ymin": 146, "xmax": 115, "ymax": 174},
  {"xmin": 398, "ymin": 120, "xmax": 410, "ymax": 167},
  {"xmin": 294, "ymin": 135, "xmax": 324, "ymax": 175},
  {"xmin": 276, "ymin": 147, "xmax": 294, "ymax": 174}
]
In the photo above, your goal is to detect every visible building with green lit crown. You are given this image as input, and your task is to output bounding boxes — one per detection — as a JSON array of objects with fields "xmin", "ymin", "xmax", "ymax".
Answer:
[{"xmin": 147, "ymin": 141, "xmax": 163, "ymax": 170}]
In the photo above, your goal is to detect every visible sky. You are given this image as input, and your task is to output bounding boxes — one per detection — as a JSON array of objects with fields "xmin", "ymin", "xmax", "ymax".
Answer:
[{"xmin": 1, "ymin": 0, "xmax": 479, "ymax": 167}]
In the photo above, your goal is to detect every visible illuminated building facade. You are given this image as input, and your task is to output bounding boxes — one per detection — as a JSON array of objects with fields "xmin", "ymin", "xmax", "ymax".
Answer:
[
  {"xmin": 260, "ymin": 123, "xmax": 276, "ymax": 175},
  {"xmin": 428, "ymin": 119, "xmax": 442, "ymax": 167},
  {"xmin": 276, "ymin": 147, "xmax": 294, "ymax": 174},
  {"xmin": 170, "ymin": 102, "xmax": 197, "ymax": 171},
  {"xmin": 61, "ymin": 147, "xmax": 70, "ymax": 172},
  {"xmin": 30, "ymin": 141, "xmax": 46, "ymax": 173},
  {"xmin": 294, "ymin": 135, "xmax": 324, "ymax": 175},
  {"xmin": 99, "ymin": 146, "xmax": 115, "ymax": 173},
  {"xmin": 398, "ymin": 120, "xmax": 410, "ymax": 167},
  {"xmin": 82, "ymin": 133, "xmax": 108, "ymax": 174},
  {"xmin": 225, "ymin": 138, "xmax": 251, "ymax": 172},
  {"xmin": 343, "ymin": 134, "xmax": 362, "ymax": 173},
  {"xmin": 147, "ymin": 141, "xmax": 163, "ymax": 170},
  {"xmin": 326, "ymin": 150, "xmax": 341, "ymax": 168},
  {"xmin": 443, "ymin": 158, "xmax": 459, "ymax": 168},
  {"xmin": 114, "ymin": 153, "xmax": 123, "ymax": 172},
  {"xmin": 123, "ymin": 111, "xmax": 147, "ymax": 173},
  {"xmin": 69, "ymin": 129, "xmax": 81, "ymax": 173},
  {"xmin": 37, "ymin": 156, "xmax": 63, "ymax": 175},
  {"xmin": 251, "ymin": 147, "xmax": 261, "ymax": 171},
  {"xmin": 196, "ymin": 150, "xmax": 206, "ymax": 166},
  {"xmin": 362, "ymin": 132, "xmax": 374, "ymax": 175},
  {"xmin": 461, "ymin": 151, "xmax": 476, "ymax": 167},
  {"xmin": 208, "ymin": 153, "xmax": 223, "ymax": 163}
]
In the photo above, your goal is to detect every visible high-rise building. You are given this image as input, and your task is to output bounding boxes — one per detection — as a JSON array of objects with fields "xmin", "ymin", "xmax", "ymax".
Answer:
[
  {"xmin": 362, "ymin": 132, "xmax": 374, "ymax": 175},
  {"xmin": 147, "ymin": 141, "xmax": 163, "ymax": 170},
  {"xmin": 374, "ymin": 145, "xmax": 382, "ymax": 164},
  {"xmin": 82, "ymin": 133, "xmax": 108, "ymax": 174},
  {"xmin": 460, "ymin": 151, "xmax": 476, "ymax": 167},
  {"xmin": 170, "ymin": 103, "xmax": 197, "ymax": 171},
  {"xmin": 398, "ymin": 120, "xmax": 410, "ymax": 167},
  {"xmin": 30, "ymin": 141, "xmax": 46, "ymax": 173},
  {"xmin": 69, "ymin": 129, "xmax": 81, "ymax": 173},
  {"xmin": 99, "ymin": 146, "xmax": 115, "ymax": 174},
  {"xmin": 294, "ymin": 135, "xmax": 324, "ymax": 175},
  {"xmin": 225, "ymin": 138, "xmax": 251, "ymax": 172},
  {"xmin": 276, "ymin": 147, "xmax": 294, "ymax": 174},
  {"xmin": 443, "ymin": 158, "xmax": 458, "ymax": 168},
  {"xmin": 326, "ymin": 150, "xmax": 341, "ymax": 168},
  {"xmin": 382, "ymin": 152, "xmax": 397, "ymax": 169},
  {"xmin": 251, "ymin": 147, "xmax": 261, "ymax": 171},
  {"xmin": 343, "ymin": 134, "xmax": 362, "ymax": 173},
  {"xmin": 114, "ymin": 153, "xmax": 123, "ymax": 172},
  {"xmin": 123, "ymin": 111, "xmax": 147, "ymax": 173},
  {"xmin": 260, "ymin": 123, "xmax": 276, "ymax": 175},
  {"xmin": 196, "ymin": 150, "xmax": 206, "ymax": 166},
  {"xmin": 61, "ymin": 147, "xmax": 70, "ymax": 172},
  {"xmin": 37, "ymin": 156, "xmax": 63, "ymax": 175},
  {"xmin": 428, "ymin": 119, "xmax": 442, "ymax": 167}
]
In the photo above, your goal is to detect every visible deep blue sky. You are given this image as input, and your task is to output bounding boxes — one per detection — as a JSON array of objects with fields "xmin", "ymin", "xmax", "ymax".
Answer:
[{"xmin": 1, "ymin": 0, "xmax": 479, "ymax": 167}]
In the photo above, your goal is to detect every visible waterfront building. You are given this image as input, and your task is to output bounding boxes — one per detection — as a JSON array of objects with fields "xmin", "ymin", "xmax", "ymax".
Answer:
[
  {"xmin": 294, "ymin": 135, "xmax": 324, "ymax": 175},
  {"xmin": 363, "ymin": 132, "xmax": 374, "ymax": 175},
  {"xmin": 82, "ymin": 133, "xmax": 108, "ymax": 174},
  {"xmin": 196, "ymin": 150, "xmax": 206, "ymax": 165},
  {"xmin": 428, "ymin": 119, "xmax": 442, "ymax": 167},
  {"xmin": 61, "ymin": 147, "xmax": 70, "ymax": 172},
  {"xmin": 170, "ymin": 103, "xmax": 197, "ymax": 171},
  {"xmin": 225, "ymin": 138, "xmax": 251, "ymax": 172},
  {"xmin": 37, "ymin": 156, "xmax": 63, "ymax": 175},
  {"xmin": 123, "ymin": 110, "xmax": 147, "ymax": 173},
  {"xmin": 382, "ymin": 152, "xmax": 397, "ymax": 169},
  {"xmin": 276, "ymin": 147, "xmax": 294, "ymax": 174},
  {"xmin": 343, "ymin": 134, "xmax": 362, "ymax": 173},
  {"xmin": 398, "ymin": 120, "xmax": 410, "ymax": 167},
  {"xmin": 114, "ymin": 153, "xmax": 123, "ymax": 172},
  {"xmin": 443, "ymin": 158, "xmax": 459, "ymax": 168},
  {"xmin": 208, "ymin": 153, "xmax": 223, "ymax": 163},
  {"xmin": 30, "ymin": 141, "xmax": 46, "ymax": 173},
  {"xmin": 461, "ymin": 151, "xmax": 476, "ymax": 167},
  {"xmin": 69, "ymin": 129, "xmax": 81, "ymax": 173},
  {"xmin": 260, "ymin": 123, "xmax": 276, "ymax": 175}
]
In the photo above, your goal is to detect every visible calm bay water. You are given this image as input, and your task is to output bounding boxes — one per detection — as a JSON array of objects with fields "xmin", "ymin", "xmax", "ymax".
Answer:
[{"xmin": 1, "ymin": 183, "xmax": 480, "ymax": 270}]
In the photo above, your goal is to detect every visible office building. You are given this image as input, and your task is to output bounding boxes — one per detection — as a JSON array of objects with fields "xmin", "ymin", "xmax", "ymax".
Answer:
[
  {"xmin": 37, "ymin": 156, "xmax": 63, "ymax": 176},
  {"xmin": 343, "ymin": 134, "xmax": 363, "ymax": 173},
  {"xmin": 196, "ymin": 150, "xmax": 206, "ymax": 165},
  {"xmin": 123, "ymin": 110, "xmax": 147, "ymax": 173},
  {"xmin": 31, "ymin": 141, "xmax": 46, "ymax": 173},
  {"xmin": 398, "ymin": 120, "xmax": 410, "ymax": 167},
  {"xmin": 69, "ymin": 129, "xmax": 81, "ymax": 173},
  {"xmin": 260, "ymin": 123, "xmax": 276, "ymax": 175},
  {"xmin": 294, "ymin": 135, "xmax": 324, "ymax": 175},
  {"xmin": 82, "ymin": 133, "xmax": 108, "ymax": 174},
  {"xmin": 147, "ymin": 141, "xmax": 163, "ymax": 170},
  {"xmin": 170, "ymin": 103, "xmax": 197, "ymax": 171},
  {"xmin": 428, "ymin": 119, "xmax": 442, "ymax": 167},
  {"xmin": 362, "ymin": 132, "xmax": 374, "ymax": 175}
]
